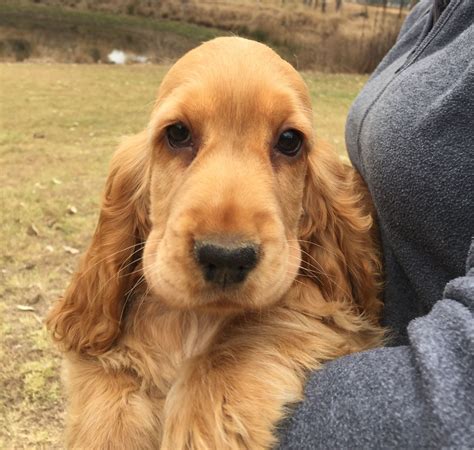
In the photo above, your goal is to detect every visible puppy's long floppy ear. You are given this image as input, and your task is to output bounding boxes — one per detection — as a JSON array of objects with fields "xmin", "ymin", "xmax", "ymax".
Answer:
[
  {"xmin": 47, "ymin": 131, "xmax": 150, "ymax": 355},
  {"xmin": 299, "ymin": 143, "xmax": 382, "ymax": 322}
]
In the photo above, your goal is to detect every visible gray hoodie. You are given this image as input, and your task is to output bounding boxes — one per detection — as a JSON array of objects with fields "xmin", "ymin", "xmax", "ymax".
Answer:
[{"xmin": 279, "ymin": 0, "xmax": 474, "ymax": 448}]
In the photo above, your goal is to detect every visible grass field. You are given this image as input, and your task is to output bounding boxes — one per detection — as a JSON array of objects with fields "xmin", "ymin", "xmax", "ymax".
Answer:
[{"xmin": 0, "ymin": 63, "xmax": 367, "ymax": 447}]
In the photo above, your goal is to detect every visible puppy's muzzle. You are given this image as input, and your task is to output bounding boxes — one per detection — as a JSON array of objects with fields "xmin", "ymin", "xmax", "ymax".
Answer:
[{"xmin": 194, "ymin": 239, "xmax": 260, "ymax": 288}]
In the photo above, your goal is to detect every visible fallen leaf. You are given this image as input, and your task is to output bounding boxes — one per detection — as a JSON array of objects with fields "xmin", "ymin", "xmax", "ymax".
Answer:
[
  {"xmin": 27, "ymin": 224, "xmax": 40, "ymax": 236},
  {"xmin": 67, "ymin": 205, "xmax": 77, "ymax": 215},
  {"xmin": 63, "ymin": 245, "xmax": 79, "ymax": 255},
  {"xmin": 16, "ymin": 305, "xmax": 36, "ymax": 312},
  {"xmin": 33, "ymin": 132, "xmax": 45, "ymax": 139},
  {"xmin": 52, "ymin": 178, "xmax": 62, "ymax": 185},
  {"xmin": 45, "ymin": 245, "xmax": 54, "ymax": 253}
]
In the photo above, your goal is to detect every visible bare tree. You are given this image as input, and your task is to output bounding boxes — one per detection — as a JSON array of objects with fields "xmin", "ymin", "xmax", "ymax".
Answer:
[
  {"xmin": 399, "ymin": 0, "xmax": 407, "ymax": 17},
  {"xmin": 335, "ymin": 0, "xmax": 343, "ymax": 11},
  {"xmin": 321, "ymin": 0, "xmax": 327, "ymax": 13}
]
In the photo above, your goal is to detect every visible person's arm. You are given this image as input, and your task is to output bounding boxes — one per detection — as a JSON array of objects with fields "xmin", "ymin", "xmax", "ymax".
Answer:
[{"xmin": 278, "ymin": 241, "xmax": 474, "ymax": 449}]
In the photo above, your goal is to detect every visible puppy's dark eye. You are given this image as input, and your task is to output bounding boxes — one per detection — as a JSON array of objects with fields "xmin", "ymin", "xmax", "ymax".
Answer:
[
  {"xmin": 166, "ymin": 122, "xmax": 192, "ymax": 148},
  {"xmin": 275, "ymin": 129, "xmax": 303, "ymax": 157}
]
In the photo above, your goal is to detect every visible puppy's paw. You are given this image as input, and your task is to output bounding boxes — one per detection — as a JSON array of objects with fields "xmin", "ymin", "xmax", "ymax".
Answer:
[{"xmin": 161, "ymin": 359, "xmax": 271, "ymax": 450}]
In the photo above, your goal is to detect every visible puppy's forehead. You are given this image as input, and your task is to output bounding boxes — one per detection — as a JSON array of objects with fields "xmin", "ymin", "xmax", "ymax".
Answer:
[{"xmin": 155, "ymin": 37, "xmax": 312, "ymax": 129}]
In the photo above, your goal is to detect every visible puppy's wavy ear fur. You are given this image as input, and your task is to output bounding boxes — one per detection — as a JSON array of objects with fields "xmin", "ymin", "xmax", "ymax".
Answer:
[
  {"xmin": 47, "ymin": 131, "xmax": 150, "ymax": 356},
  {"xmin": 299, "ymin": 143, "xmax": 382, "ymax": 322}
]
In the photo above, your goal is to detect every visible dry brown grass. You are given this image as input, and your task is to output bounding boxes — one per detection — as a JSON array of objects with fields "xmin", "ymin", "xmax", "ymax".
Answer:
[{"xmin": 156, "ymin": 0, "xmax": 407, "ymax": 72}]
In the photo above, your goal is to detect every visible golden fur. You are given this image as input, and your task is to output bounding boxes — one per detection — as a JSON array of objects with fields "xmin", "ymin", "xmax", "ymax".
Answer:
[{"xmin": 48, "ymin": 37, "xmax": 384, "ymax": 449}]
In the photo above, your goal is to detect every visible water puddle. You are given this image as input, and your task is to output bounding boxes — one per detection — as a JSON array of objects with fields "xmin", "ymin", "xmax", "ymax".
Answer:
[{"xmin": 107, "ymin": 49, "xmax": 148, "ymax": 64}]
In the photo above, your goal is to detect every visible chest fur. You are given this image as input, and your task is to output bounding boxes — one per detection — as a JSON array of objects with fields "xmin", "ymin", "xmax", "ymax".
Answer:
[{"xmin": 109, "ymin": 305, "xmax": 229, "ymax": 395}]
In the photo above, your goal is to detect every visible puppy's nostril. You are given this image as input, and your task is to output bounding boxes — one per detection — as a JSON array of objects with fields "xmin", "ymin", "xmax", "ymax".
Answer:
[
  {"xmin": 194, "ymin": 240, "xmax": 259, "ymax": 287},
  {"xmin": 206, "ymin": 263, "xmax": 217, "ymax": 278}
]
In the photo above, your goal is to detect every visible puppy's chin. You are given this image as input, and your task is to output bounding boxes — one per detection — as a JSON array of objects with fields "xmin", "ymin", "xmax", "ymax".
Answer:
[{"xmin": 146, "ymin": 277, "xmax": 295, "ymax": 314}]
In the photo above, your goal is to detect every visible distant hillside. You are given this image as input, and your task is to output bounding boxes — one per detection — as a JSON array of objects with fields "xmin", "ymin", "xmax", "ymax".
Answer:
[
  {"xmin": 0, "ymin": 0, "xmax": 407, "ymax": 72},
  {"xmin": 0, "ymin": 2, "xmax": 229, "ymax": 64}
]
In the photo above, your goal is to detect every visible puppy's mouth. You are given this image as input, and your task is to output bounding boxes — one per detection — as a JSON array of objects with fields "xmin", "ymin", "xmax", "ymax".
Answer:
[
  {"xmin": 195, "ymin": 296, "xmax": 248, "ymax": 314},
  {"xmin": 144, "ymin": 229, "xmax": 299, "ymax": 312}
]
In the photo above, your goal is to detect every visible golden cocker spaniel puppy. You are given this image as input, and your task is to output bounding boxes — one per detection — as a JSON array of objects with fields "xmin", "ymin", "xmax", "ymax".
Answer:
[{"xmin": 48, "ymin": 37, "xmax": 384, "ymax": 449}]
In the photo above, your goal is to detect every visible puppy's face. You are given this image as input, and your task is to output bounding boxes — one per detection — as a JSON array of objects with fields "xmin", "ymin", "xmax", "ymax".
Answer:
[{"xmin": 143, "ymin": 38, "xmax": 314, "ymax": 312}]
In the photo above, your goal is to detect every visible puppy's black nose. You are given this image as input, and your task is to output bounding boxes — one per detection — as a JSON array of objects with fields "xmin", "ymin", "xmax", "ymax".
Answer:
[{"xmin": 194, "ymin": 240, "xmax": 259, "ymax": 287}]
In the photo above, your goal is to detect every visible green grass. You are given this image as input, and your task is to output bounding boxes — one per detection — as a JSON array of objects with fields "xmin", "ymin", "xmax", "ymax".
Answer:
[
  {"xmin": 304, "ymin": 72, "xmax": 367, "ymax": 154},
  {"xmin": 0, "ymin": 63, "xmax": 367, "ymax": 447}
]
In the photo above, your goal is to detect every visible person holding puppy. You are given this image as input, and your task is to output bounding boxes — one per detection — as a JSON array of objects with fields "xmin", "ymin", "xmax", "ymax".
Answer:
[{"xmin": 280, "ymin": 0, "xmax": 474, "ymax": 448}]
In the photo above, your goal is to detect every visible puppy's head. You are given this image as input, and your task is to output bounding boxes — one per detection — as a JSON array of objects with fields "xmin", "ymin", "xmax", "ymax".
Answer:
[
  {"xmin": 48, "ymin": 37, "xmax": 380, "ymax": 355},
  {"xmin": 144, "ymin": 37, "xmax": 313, "ymax": 311}
]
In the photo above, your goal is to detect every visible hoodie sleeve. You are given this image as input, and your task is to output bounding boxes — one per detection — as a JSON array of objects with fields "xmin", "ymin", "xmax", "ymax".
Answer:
[{"xmin": 278, "ymin": 240, "xmax": 474, "ymax": 449}]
